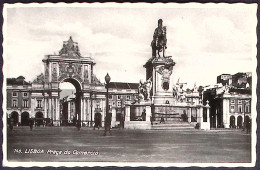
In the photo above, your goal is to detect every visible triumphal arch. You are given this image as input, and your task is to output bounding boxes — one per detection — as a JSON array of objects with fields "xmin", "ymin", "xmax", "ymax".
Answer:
[{"xmin": 37, "ymin": 36, "xmax": 105, "ymax": 126}]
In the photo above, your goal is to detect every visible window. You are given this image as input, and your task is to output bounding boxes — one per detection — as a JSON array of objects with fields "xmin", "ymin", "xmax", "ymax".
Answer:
[
  {"xmin": 126, "ymin": 95, "xmax": 131, "ymax": 100},
  {"xmin": 117, "ymin": 95, "xmax": 121, "ymax": 100},
  {"xmin": 230, "ymin": 105, "xmax": 235, "ymax": 113},
  {"xmin": 230, "ymin": 99, "xmax": 235, "ymax": 104},
  {"xmin": 117, "ymin": 101, "xmax": 121, "ymax": 107},
  {"xmin": 23, "ymin": 100, "xmax": 29, "ymax": 108},
  {"xmin": 245, "ymin": 105, "xmax": 250, "ymax": 113},
  {"xmin": 238, "ymin": 105, "xmax": 243, "ymax": 113},
  {"xmin": 23, "ymin": 92, "xmax": 28, "ymax": 97},
  {"xmin": 238, "ymin": 100, "xmax": 242, "ymax": 104},
  {"xmin": 12, "ymin": 92, "xmax": 17, "ymax": 97},
  {"xmin": 112, "ymin": 102, "xmax": 115, "ymax": 106},
  {"xmin": 37, "ymin": 100, "xmax": 42, "ymax": 108},
  {"xmin": 12, "ymin": 99, "xmax": 18, "ymax": 107},
  {"xmin": 109, "ymin": 95, "xmax": 113, "ymax": 99}
]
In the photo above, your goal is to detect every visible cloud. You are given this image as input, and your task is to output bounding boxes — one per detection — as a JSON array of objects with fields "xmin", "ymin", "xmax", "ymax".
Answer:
[{"xmin": 4, "ymin": 6, "xmax": 256, "ymax": 87}]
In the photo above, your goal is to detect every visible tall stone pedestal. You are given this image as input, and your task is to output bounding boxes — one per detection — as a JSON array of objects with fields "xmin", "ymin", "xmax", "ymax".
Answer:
[{"xmin": 144, "ymin": 57, "xmax": 176, "ymax": 105}]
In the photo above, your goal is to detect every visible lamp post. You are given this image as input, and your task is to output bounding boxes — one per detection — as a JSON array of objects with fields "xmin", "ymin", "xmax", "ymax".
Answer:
[{"xmin": 104, "ymin": 73, "xmax": 111, "ymax": 136}]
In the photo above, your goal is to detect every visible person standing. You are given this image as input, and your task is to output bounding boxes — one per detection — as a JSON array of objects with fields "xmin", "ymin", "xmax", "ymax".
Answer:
[
  {"xmin": 120, "ymin": 113, "xmax": 125, "ymax": 129},
  {"xmin": 94, "ymin": 113, "xmax": 101, "ymax": 130},
  {"xmin": 150, "ymin": 116, "xmax": 153, "ymax": 125},
  {"xmin": 246, "ymin": 119, "xmax": 251, "ymax": 134},
  {"xmin": 29, "ymin": 118, "xmax": 34, "ymax": 131},
  {"xmin": 9, "ymin": 118, "xmax": 14, "ymax": 131},
  {"xmin": 141, "ymin": 109, "xmax": 146, "ymax": 121}
]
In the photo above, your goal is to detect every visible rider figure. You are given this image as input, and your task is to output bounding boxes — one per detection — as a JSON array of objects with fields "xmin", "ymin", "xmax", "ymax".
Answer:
[{"xmin": 151, "ymin": 19, "xmax": 167, "ymax": 58}]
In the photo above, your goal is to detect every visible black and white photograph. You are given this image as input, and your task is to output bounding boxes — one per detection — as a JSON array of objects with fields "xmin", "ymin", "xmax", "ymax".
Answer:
[{"xmin": 2, "ymin": 3, "xmax": 257, "ymax": 167}]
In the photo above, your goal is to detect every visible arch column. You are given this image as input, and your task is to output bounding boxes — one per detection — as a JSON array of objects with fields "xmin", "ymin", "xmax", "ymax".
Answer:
[
  {"xmin": 234, "ymin": 115, "xmax": 237, "ymax": 128},
  {"xmin": 55, "ymin": 97, "xmax": 60, "ymax": 125},
  {"xmin": 44, "ymin": 95, "xmax": 47, "ymax": 118},
  {"xmin": 87, "ymin": 98, "xmax": 91, "ymax": 125},
  {"xmin": 18, "ymin": 113, "xmax": 21, "ymax": 125},
  {"xmin": 48, "ymin": 98, "xmax": 51, "ymax": 119},
  {"xmin": 81, "ymin": 97, "xmax": 84, "ymax": 126},
  {"xmin": 68, "ymin": 101, "xmax": 71, "ymax": 121},
  {"xmin": 82, "ymin": 98, "xmax": 86, "ymax": 123}
]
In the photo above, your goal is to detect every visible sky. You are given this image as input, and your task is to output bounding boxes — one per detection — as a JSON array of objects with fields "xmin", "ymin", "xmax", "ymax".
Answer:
[{"xmin": 4, "ymin": 3, "xmax": 257, "ymax": 89}]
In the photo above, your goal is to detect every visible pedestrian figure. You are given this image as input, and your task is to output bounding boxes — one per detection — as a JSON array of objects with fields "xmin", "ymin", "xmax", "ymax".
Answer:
[
  {"xmin": 76, "ymin": 120, "xmax": 81, "ymax": 131},
  {"xmin": 141, "ymin": 109, "xmax": 146, "ymax": 121},
  {"xmin": 9, "ymin": 118, "xmax": 14, "ymax": 131},
  {"xmin": 43, "ymin": 120, "xmax": 46, "ymax": 127},
  {"xmin": 160, "ymin": 116, "xmax": 165, "ymax": 123},
  {"xmin": 246, "ymin": 119, "xmax": 251, "ymax": 134},
  {"xmin": 150, "ymin": 116, "xmax": 153, "ymax": 125},
  {"xmin": 120, "ymin": 114, "xmax": 124, "ymax": 129},
  {"xmin": 94, "ymin": 113, "xmax": 101, "ymax": 130},
  {"xmin": 29, "ymin": 118, "xmax": 34, "ymax": 131}
]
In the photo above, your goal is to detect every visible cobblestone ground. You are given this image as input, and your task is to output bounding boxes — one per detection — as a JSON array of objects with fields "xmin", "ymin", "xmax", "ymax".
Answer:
[{"xmin": 6, "ymin": 126, "xmax": 251, "ymax": 163}]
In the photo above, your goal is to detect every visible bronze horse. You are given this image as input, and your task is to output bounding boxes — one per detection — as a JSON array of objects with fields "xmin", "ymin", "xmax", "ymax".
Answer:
[{"xmin": 151, "ymin": 19, "xmax": 167, "ymax": 58}]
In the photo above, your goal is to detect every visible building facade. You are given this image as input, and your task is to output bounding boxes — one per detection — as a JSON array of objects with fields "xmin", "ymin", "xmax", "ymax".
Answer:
[
  {"xmin": 6, "ymin": 37, "xmax": 251, "ymax": 130},
  {"xmin": 6, "ymin": 37, "xmax": 139, "ymax": 127},
  {"xmin": 203, "ymin": 73, "xmax": 252, "ymax": 129}
]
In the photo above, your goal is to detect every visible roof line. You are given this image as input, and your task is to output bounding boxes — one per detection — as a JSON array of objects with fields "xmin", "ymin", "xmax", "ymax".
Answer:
[{"xmin": 127, "ymin": 83, "xmax": 131, "ymax": 90}]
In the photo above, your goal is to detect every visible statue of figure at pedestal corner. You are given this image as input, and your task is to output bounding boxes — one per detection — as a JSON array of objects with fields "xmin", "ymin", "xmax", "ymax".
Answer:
[
  {"xmin": 138, "ymin": 80, "xmax": 146, "ymax": 101},
  {"xmin": 172, "ymin": 84, "xmax": 178, "ymax": 98},
  {"xmin": 175, "ymin": 78, "xmax": 187, "ymax": 103},
  {"xmin": 151, "ymin": 19, "xmax": 167, "ymax": 59},
  {"xmin": 145, "ymin": 77, "xmax": 152, "ymax": 100},
  {"xmin": 137, "ymin": 78, "xmax": 153, "ymax": 102}
]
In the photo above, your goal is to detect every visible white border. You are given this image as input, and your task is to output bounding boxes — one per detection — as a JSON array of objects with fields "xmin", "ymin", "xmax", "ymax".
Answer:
[{"xmin": 2, "ymin": 2, "xmax": 258, "ymax": 167}]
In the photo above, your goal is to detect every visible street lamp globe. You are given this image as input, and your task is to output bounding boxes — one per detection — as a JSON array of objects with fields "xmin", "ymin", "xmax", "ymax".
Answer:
[{"xmin": 105, "ymin": 73, "xmax": 111, "ymax": 84}]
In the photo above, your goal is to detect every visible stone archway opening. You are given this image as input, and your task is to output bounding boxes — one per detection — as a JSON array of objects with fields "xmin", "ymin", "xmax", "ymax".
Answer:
[
  {"xmin": 59, "ymin": 78, "xmax": 82, "ymax": 127},
  {"xmin": 245, "ymin": 115, "xmax": 250, "ymax": 130},
  {"xmin": 10, "ymin": 111, "xmax": 19, "ymax": 126},
  {"xmin": 21, "ymin": 112, "xmax": 30, "ymax": 126},
  {"xmin": 237, "ymin": 116, "xmax": 243, "ymax": 129},
  {"xmin": 230, "ymin": 116, "xmax": 235, "ymax": 128},
  {"xmin": 35, "ymin": 112, "xmax": 44, "ymax": 126}
]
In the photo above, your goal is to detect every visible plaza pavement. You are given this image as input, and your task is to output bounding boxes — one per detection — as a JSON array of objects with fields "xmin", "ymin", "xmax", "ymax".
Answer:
[{"xmin": 6, "ymin": 126, "xmax": 251, "ymax": 163}]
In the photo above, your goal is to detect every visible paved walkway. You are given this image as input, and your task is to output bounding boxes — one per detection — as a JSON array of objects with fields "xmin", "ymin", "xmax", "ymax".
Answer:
[{"xmin": 6, "ymin": 126, "xmax": 251, "ymax": 163}]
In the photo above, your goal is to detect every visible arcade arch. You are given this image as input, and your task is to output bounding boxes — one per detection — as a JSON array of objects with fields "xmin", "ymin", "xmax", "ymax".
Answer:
[
  {"xmin": 21, "ymin": 112, "xmax": 30, "ymax": 126},
  {"xmin": 35, "ymin": 111, "xmax": 44, "ymax": 126},
  {"xmin": 230, "ymin": 116, "xmax": 235, "ymax": 128},
  {"xmin": 237, "ymin": 116, "xmax": 243, "ymax": 129},
  {"xmin": 59, "ymin": 78, "xmax": 82, "ymax": 126},
  {"xmin": 10, "ymin": 111, "xmax": 19, "ymax": 125}
]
